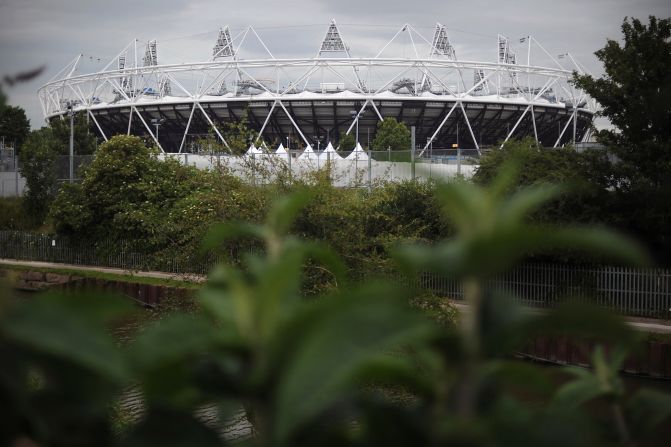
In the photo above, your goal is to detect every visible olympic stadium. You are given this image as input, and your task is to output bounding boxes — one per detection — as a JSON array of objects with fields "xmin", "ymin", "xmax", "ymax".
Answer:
[{"xmin": 37, "ymin": 21, "xmax": 596, "ymax": 155}]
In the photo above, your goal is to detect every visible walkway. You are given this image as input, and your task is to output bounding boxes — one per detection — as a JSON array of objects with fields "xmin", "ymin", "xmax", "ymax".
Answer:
[{"xmin": 3, "ymin": 258, "xmax": 670, "ymax": 334}]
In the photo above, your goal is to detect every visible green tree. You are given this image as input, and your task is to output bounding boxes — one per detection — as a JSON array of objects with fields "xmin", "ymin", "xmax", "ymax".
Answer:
[
  {"xmin": 0, "ymin": 104, "xmax": 30, "ymax": 154},
  {"xmin": 337, "ymin": 132, "xmax": 355, "ymax": 151},
  {"xmin": 371, "ymin": 117, "xmax": 410, "ymax": 151},
  {"xmin": 18, "ymin": 128, "xmax": 59, "ymax": 224},
  {"xmin": 573, "ymin": 16, "xmax": 671, "ymax": 188},
  {"xmin": 573, "ymin": 16, "xmax": 671, "ymax": 263},
  {"xmin": 18, "ymin": 115, "xmax": 98, "ymax": 226},
  {"xmin": 48, "ymin": 112, "xmax": 98, "ymax": 156},
  {"xmin": 474, "ymin": 138, "xmax": 614, "ymax": 226}
]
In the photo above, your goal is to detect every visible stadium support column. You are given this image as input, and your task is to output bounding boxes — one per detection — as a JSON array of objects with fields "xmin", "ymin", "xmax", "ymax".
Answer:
[{"xmin": 419, "ymin": 101, "xmax": 459, "ymax": 157}]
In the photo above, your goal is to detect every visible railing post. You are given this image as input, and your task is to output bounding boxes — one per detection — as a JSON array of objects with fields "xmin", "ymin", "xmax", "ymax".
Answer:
[
  {"xmin": 367, "ymin": 148, "xmax": 372, "ymax": 192},
  {"xmin": 288, "ymin": 150, "xmax": 292, "ymax": 183},
  {"xmin": 411, "ymin": 126, "xmax": 416, "ymax": 180}
]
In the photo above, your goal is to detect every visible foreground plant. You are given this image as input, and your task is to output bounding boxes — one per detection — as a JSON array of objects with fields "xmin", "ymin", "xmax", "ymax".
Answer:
[{"xmin": 2, "ymin": 166, "xmax": 671, "ymax": 447}]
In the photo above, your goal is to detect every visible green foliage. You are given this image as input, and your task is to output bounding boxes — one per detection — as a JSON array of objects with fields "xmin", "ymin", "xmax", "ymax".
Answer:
[
  {"xmin": 0, "ymin": 197, "xmax": 36, "ymax": 230},
  {"xmin": 47, "ymin": 113, "xmax": 98, "ymax": 156},
  {"xmin": 3, "ymin": 172, "xmax": 670, "ymax": 446},
  {"xmin": 51, "ymin": 135, "xmax": 198, "ymax": 239},
  {"xmin": 573, "ymin": 16, "xmax": 671, "ymax": 265},
  {"xmin": 573, "ymin": 16, "xmax": 671, "ymax": 188},
  {"xmin": 19, "ymin": 128, "xmax": 59, "ymax": 225},
  {"xmin": 338, "ymin": 132, "xmax": 356, "ymax": 151},
  {"xmin": 18, "ymin": 114, "xmax": 98, "ymax": 226},
  {"xmin": 50, "ymin": 135, "xmax": 270, "ymax": 269},
  {"xmin": 0, "ymin": 104, "xmax": 30, "ymax": 154},
  {"xmin": 474, "ymin": 138, "xmax": 613, "ymax": 225},
  {"xmin": 371, "ymin": 117, "xmax": 411, "ymax": 151},
  {"xmin": 218, "ymin": 110, "xmax": 258, "ymax": 155}
]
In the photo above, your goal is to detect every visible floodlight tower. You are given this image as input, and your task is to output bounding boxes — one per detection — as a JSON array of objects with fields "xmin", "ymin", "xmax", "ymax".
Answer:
[
  {"xmin": 422, "ymin": 23, "xmax": 457, "ymax": 92},
  {"xmin": 143, "ymin": 40, "xmax": 158, "ymax": 66},
  {"xmin": 317, "ymin": 19, "xmax": 365, "ymax": 91},
  {"xmin": 143, "ymin": 40, "xmax": 171, "ymax": 96},
  {"xmin": 118, "ymin": 54, "xmax": 133, "ymax": 97},
  {"xmin": 473, "ymin": 69, "xmax": 489, "ymax": 94},
  {"xmin": 430, "ymin": 23, "xmax": 456, "ymax": 60},
  {"xmin": 213, "ymin": 26, "xmax": 235, "ymax": 59},
  {"xmin": 497, "ymin": 35, "xmax": 518, "ymax": 86},
  {"xmin": 212, "ymin": 26, "xmax": 236, "ymax": 95}
]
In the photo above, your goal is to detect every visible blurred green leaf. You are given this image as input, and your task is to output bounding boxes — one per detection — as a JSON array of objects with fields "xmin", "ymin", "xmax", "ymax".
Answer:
[
  {"xmin": 552, "ymin": 373, "xmax": 603, "ymax": 409},
  {"xmin": 266, "ymin": 189, "xmax": 314, "ymax": 236},
  {"xmin": 396, "ymin": 225, "xmax": 649, "ymax": 280},
  {"xmin": 627, "ymin": 388, "xmax": 671, "ymax": 435},
  {"xmin": 523, "ymin": 303, "xmax": 636, "ymax": 347},
  {"xmin": 273, "ymin": 283, "xmax": 433, "ymax": 442},
  {"xmin": 498, "ymin": 184, "xmax": 563, "ymax": 226},
  {"xmin": 129, "ymin": 315, "xmax": 220, "ymax": 372},
  {"xmin": 201, "ymin": 221, "xmax": 267, "ymax": 252},
  {"xmin": 484, "ymin": 360, "xmax": 554, "ymax": 397},
  {"xmin": 4, "ymin": 293, "xmax": 131, "ymax": 382}
]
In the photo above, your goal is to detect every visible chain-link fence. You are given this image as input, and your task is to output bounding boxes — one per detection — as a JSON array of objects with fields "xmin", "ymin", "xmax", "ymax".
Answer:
[
  {"xmin": 2, "ymin": 149, "xmax": 480, "ymax": 197},
  {"xmin": 0, "ymin": 149, "xmax": 25, "ymax": 197},
  {"xmin": 162, "ymin": 150, "xmax": 479, "ymax": 188}
]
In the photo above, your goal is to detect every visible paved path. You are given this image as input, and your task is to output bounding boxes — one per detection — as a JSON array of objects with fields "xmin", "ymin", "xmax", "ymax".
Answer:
[
  {"xmin": 450, "ymin": 301, "xmax": 671, "ymax": 334},
  {"xmin": 3, "ymin": 258, "xmax": 670, "ymax": 334},
  {"xmin": 0, "ymin": 258, "xmax": 206, "ymax": 283}
]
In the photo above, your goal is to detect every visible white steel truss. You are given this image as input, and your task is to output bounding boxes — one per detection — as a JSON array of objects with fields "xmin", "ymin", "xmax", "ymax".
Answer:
[{"xmin": 38, "ymin": 22, "xmax": 596, "ymax": 153}]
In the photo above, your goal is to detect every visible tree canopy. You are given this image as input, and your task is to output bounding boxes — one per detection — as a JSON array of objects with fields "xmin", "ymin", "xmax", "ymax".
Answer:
[
  {"xmin": 573, "ymin": 16, "xmax": 671, "ymax": 187},
  {"xmin": 371, "ymin": 117, "xmax": 410, "ymax": 151},
  {"xmin": 338, "ymin": 132, "xmax": 356, "ymax": 151},
  {"xmin": 18, "ymin": 128, "xmax": 59, "ymax": 224},
  {"xmin": 18, "ymin": 115, "xmax": 98, "ymax": 225},
  {"xmin": 0, "ymin": 104, "xmax": 30, "ymax": 153}
]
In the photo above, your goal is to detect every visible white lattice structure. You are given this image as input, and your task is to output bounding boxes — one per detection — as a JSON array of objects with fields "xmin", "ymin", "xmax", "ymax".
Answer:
[{"xmin": 38, "ymin": 21, "xmax": 595, "ymax": 155}]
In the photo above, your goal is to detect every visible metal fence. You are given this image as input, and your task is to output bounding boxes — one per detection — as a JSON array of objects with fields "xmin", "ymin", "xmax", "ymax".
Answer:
[
  {"xmin": 1, "ymin": 230, "xmax": 670, "ymax": 319},
  {"xmin": 421, "ymin": 264, "xmax": 671, "ymax": 319},
  {"xmin": 0, "ymin": 231, "xmax": 220, "ymax": 275},
  {"xmin": 2, "ymin": 149, "xmax": 479, "ymax": 197},
  {"xmin": 0, "ymin": 149, "xmax": 25, "ymax": 197},
  {"xmin": 164, "ymin": 149, "xmax": 478, "ymax": 188}
]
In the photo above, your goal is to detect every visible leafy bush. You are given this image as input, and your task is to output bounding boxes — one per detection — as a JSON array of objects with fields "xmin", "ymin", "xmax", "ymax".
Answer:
[
  {"xmin": 0, "ymin": 197, "xmax": 36, "ymax": 230},
  {"xmin": 3, "ymin": 167, "xmax": 670, "ymax": 447}
]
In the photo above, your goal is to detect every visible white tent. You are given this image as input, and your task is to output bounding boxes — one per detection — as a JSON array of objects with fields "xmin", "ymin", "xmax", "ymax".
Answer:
[
  {"xmin": 275, "ymin": 143, "xmax": 288, "ymax": 155},
  {"xmin": 273, "ymin": 142, "xmax": 289, "ymax": 161},
  {"xmin": 345, "ymin": 142, "xmax": 369, "ymax": 161},
  {"xmin": 298, "ymin": 144, "xmax": 318, "ymax": 161},
  {"xmin": 244, "ymin": 144, "xmax": 262, "ymax": 157},
  {"xmin": 318, "ymin": 141, "xmax": 342, "ymax": 163}
]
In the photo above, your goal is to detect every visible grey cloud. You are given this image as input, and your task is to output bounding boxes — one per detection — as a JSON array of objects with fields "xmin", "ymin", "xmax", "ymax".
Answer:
[{"xmin": 0, "ymin": 0, "xmax": 668, "ymax": 127}]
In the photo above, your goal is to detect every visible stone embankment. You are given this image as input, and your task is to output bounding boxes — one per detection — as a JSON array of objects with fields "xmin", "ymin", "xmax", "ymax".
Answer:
[
  {"xmin": 2, "ymin": 265, "xmax": 195, "ymax": 308},
  {"xmin": 9, "ymin": 270, "xmax": 77, "ymax": 291}
]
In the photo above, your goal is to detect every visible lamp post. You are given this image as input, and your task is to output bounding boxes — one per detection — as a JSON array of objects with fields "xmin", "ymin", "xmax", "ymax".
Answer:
[
  {"xmin": 349, "ymin": 110, "xmax": 364, "ymax": 146},
  {"xmin": 66, "ymin": 102, "xmax": 74, "ymax": 183},
  {"xmin": 150, "ymin": 117, "xmax": 165, "ymax": 143}
]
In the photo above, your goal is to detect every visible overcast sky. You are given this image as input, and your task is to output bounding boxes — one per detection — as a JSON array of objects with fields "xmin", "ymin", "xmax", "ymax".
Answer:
[{"xmin": 1, "ymin": 0, "xmax": 669, "ymax": 128}]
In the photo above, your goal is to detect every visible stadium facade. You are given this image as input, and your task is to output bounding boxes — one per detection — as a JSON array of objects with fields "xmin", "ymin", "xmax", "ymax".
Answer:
[{"xmin": 38, "ymin": 21, "xmax": 596, "ymax": 155}]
